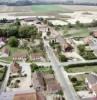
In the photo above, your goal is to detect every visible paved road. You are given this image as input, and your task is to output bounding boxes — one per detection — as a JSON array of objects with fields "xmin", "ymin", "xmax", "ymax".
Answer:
[
  {"xmin": 34, "ymin": 59, "xmax": 97, "ymax": 68},
  {"xmin": 43, "ymin": 40, "xmax": 80, "ymax": 100}
]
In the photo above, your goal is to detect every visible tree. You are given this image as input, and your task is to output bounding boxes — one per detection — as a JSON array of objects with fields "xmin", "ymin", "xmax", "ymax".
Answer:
[
  {"xmin": 67, "ymin": 23, "xmax": 72, "ymax": 28},
  {"xmin": 59, "ymin": 54, "xmax": 68, "ymax": 62},
  {"xmin": 71, "ymin": 77, "xmax": 77, "ymax": 83},
  {"xmin": 0, "ymin": 18, "xmax": 7, "ymax": 23},
  {"xmin": 0, "ymin": 29, "xmax": 3, "ymax": 37},
  {"xmin": 30, "ymin": 63, "xmax": 39, "ymax": 72},
  {"xmin": 78, "ymin": 45, "xmax": 85, "ymax": 52},
  {"xmin": 47, "ymin": 28, "xmax": 51, "ymax": 36},
  {"xmin": 91, "ymin": 20, "xmax": 97, "ymax": 27},
  {"xmin": 15, "ymin": 18, "xmax": 21, "ymax": 26},
  {"xmin": 39, "ymin": 40, "xmax": 44, "ymax": 50},
  {"xmin": 57, "ymin": 45, "xmax": 62, "ymax": 53},
  {"xmin": 76, "ymin": 21, "xmax": 83, "ymax": 28},
  {"xmin": 8, "ymin": 36, "xmax": 19, "ymax": 47},
  {"xmin": 6, "ymin": 26, "xmax": 18, "ymax": 37},
  {"xmin": 19, "ymin": 25, "xmax": 38, "ymax": 38}
]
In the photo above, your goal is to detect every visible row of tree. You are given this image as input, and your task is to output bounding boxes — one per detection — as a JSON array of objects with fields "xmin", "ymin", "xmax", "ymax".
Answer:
[{"xmin": 0, "ymin": 23, "xmax": 41, "ymax": 39}]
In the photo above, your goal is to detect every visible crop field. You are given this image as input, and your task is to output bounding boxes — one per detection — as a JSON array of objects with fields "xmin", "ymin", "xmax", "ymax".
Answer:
[
  {"xmin": 32, "ymin": 5, "xmax": 64, "ymax": 13},
  {"xmin": 0, "ymin": 5, "xmax": 97, "ymax": 16},
  {"xmin": 0, "ymin": 5, "xmax": 72, "ymax": 16}
]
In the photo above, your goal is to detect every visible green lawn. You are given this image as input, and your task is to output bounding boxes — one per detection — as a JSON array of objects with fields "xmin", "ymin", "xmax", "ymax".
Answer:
[
  {"xmin": 63, "ymin": 27, "xmax": 90, "ymax": 37},
  {"xmin": 37, "ymin": 67, "xmax": 54, "ymax": 74},
  {"xmin": 5, "ymin": 45, "xmax": 27, "ymax": 54},
  {"xmin": 65, "ymin": 65, "xmax": 97, "ymax": 73},
  {"xmin": 70, "ymin": 75, "xmax": 87, "ymax": 91},
  {"xmin": 30, "ymin": 64, "xmax": 54, "ymax": 74},
  {"xmin": 72, "ymin": 28, "xmax": 90, "ymax": 37}
]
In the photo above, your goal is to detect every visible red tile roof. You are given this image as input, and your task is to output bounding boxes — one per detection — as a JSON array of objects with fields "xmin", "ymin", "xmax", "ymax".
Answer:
[{"xmin": 14, "ymin": 92, "xmax": 45, "ymax": 100}]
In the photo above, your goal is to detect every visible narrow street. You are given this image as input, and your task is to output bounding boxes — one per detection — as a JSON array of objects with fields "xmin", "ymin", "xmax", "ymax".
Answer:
[{"xmin": 43, "ymin": 39, "xmax": 80, "ymax": 100}]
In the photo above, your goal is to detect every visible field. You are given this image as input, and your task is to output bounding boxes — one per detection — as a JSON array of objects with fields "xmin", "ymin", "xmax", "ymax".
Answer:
[
  {"xmin": 0, "ymin": 5, "xmax": 72, "ymax": 16},
  {"xmin": 0, "ymin": 5, "xmax": 97, "ymax": 16},
  {"xmin": 63, "ymin": 27, "xmax": 90, "ymax": 37},
  {"xmin": 65, "ymin": 65, "xmax": 97, "ymax": 73},
  {"xmin": 31, "ymin": 5, "xmax": 65, "ymax": 13}
]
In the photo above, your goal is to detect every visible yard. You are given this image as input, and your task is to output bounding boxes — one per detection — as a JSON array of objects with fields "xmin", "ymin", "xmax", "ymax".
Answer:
[
  {"xmin": 0, "ymin": 45, "xmax": 27, "ymax": 62},
  {"xmin": 69, "ymin": 75, "xmax": 87, "ymax": 91},
  {"xmin": 65, "ymin": 65, "xmax": 97, "ymax": 73},
  {"xmin": 30, "ymin": 63, "xmax": 54, "ymax": 74},
  {"xmin": 78, "ymin": 45, "xmax": 97, "ymax": 60}
]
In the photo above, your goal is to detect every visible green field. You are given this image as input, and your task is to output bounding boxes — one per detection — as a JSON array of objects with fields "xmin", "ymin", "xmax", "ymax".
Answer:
[
  {"xmin": 65, "ymin": 65, "xmax": 97, "ymax": 73},
  {"xmin": 63, "ymin": 27, "xmax": 90, "ymax": 37},
  {"xmin": 32, "ymin": 5, "xmax": 64, "ymax": 13}
]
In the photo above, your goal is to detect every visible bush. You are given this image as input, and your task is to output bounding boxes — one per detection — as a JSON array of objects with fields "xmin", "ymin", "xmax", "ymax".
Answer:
[
  {"xmin": 56, "ymin": 90, "xmax": 64, "ymax": 96},
  {"xmin": 71, "ymin": 77, "xmax": 77, "ymax": 83},
  {"xmin": 30, "ymin": 63, "xmax": 39, "ymax": 72},
  {"xmin": 8, "ymin": 36, "xmax": 19, "ymax": 47},
  {"xmin": 59, "ymin": 54, "xmax": 68, "ymax": 62},
  {"xmin": 16, "ymin": 80, "xmax": 20, "ymax": 83}
]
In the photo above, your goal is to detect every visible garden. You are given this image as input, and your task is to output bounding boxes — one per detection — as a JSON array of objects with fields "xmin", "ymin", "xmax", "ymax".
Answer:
[
  {"xmin": 30, "ymin": 63, "xmax": 54, "ymax": 74},
  {"xmin": 69, "ymin": 75, "xmax": 87, "ymax": 91}
]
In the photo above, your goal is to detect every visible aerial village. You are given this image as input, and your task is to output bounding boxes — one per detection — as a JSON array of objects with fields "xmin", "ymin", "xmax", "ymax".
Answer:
[{"xmin": 0, "ymin": 10, "xmax": 97, "ymax": 100}]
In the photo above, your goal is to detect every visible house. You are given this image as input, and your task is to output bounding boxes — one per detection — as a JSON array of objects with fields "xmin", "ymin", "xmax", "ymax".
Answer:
[
  {"xmin": 32, "ymin": 72, "xmax": 45, "ymax": 91},
  {"xmin": 32, "ymin": 72, "xmax": 62, "ymax": 93},
  {"xmin": 46, "ymin": 80, "xmax": 62, "ymax": 94},
  {"xmin": 13, "ymin": 52, "xmax": 27, "ymax": 61},
  {"xmin": 30, "ymin": 53, "xmax": 44, "ymax": 61},
  {"xmin": 10, "ymin": 62, "xmax": 21, "ymax": 74},
  {"xmin": 1, "ymin": 47, "xmax": 9, "ymax": 57},
  {"xmin": 0, "ymin": 91, "xmax": 45, "ymax": 100},
  {"xmin": 43, "ymin": 73, "xmax": 62, "ymax": 94},
  {"xmin": 14, "ymin": 92, "xmax": 45, "ymax": 100},
  {"xmin": 85, "ymin": 74, "xmax": 97, "ymax": 96},
  {"xmin": 14, "ymin": 93, "xmax": 37, "ymax": 100}
]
